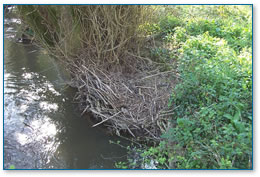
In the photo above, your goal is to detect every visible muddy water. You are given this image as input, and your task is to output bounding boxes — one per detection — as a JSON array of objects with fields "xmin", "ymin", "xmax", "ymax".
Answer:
[{"xmin": 4, "ymin": 13, "xmax": 127, "ymax": 169}]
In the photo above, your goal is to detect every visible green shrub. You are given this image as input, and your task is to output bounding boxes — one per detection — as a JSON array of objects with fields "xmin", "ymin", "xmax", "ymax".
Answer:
[
  {"xmin": 140, "ymin": 22, "xmax": 161, "ymax": 35},
  {"xmin": 173, "ymin": 26, "xmax": 187, "ymax": 43},
  {"xmin": 183, "ymin": 6, "xmax": 252, "ymax": 53},
  {"xmin": 114, "ymin": 5, "xmax": 252, "ymax": 170},
  {"xmin": 219, "ymin": 24, "xmax": 252, "ymax": 52},
  {"xmin": 185, "ymin": 18, "xmax": 223, "ymax": 37},
  {"xmin": 150, "ymin": 47, "xmax": 174, "ymax": 61},
  {"xmin": 185, "ymin": 19, "xmax": 251, "ymax": 53},
  {"xmin": 140, "ymin": 141, "xmax": 169, "ymax": 169},
  {"xmin": 164, "ymin": 33, "xmax": 252, "ymax": 169},
  {"xmin": 159, "ymin": 15, "xmax": 183, "ymax": 34}
]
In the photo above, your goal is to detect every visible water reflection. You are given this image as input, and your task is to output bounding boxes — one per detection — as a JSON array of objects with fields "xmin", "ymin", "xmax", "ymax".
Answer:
[
  {"xmin": 4, "ymin": 18, "xmax": 21, "ymax": 24},
  {"xmin": 4, "ymin": 12, "xmax": 127, "ymax": 169},
  {"xmin": 4, "ymin": 67, "xmax": 65, "ymax": 168}
]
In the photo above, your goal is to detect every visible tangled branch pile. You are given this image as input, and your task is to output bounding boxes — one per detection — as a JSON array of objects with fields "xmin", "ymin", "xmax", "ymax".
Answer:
[
  {"xmin": 18, "ymin": 5, "xmax": 177, "ymax": 139},
  {"xmin": 70, "ymin": 52, "xmax": 177, "ymax": 138}
]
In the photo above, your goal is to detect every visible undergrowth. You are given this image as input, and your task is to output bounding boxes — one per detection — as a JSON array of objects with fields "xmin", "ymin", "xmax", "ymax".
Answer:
[
  {"xmin": 16, "ymin": 4, "xmax": 252, "ymax": 169},
  {"xmin": 117, "ymin": 5, "xmax": 252, "ymax": 169}
]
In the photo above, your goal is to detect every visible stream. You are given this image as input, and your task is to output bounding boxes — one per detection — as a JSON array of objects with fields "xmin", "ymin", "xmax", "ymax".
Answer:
[{"xmin": 3, "ymin": 10, "xmax": 127, "ymax": 169}]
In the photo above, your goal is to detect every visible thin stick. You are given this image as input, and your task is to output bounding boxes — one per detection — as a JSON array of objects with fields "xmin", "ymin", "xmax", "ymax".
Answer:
[
  {"xmin": 92, "ymin": 111, "xmax": 122, "ymax": 127},
  {"xmin": 140, "ymin": 70, "xmax": 175, "ymax": 80}
]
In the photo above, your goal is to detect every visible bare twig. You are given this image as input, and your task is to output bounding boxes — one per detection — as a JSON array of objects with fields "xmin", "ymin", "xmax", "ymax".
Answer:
[{"xmin": 92, "ymin": 111, "xmax": 122, "ymax": 127}]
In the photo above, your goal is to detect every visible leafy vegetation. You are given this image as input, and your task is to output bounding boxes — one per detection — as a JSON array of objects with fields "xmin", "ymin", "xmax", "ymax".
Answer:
[
  {"xmin": 162, "ymin": 5, "xmax": 252, "ymax": 169},
  {"xmin": 8, "ymin": 165, "xmax": 16, "ymax": 169},
  {"xmin": 166, "ymin": 32, "xmax": 252, "ymax": 169},
  {"xmin": 117, "ymin": 5, "xmax": 252, "ymax": 169},
  {"xmin": 16, "ymin": 5, "xmax": 252, "ymax": 169}
]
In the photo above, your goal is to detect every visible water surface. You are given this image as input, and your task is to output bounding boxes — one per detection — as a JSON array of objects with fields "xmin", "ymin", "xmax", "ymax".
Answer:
[{"xmin": 4, "ymin": 13, "xmax": 127, "ymax": 169}]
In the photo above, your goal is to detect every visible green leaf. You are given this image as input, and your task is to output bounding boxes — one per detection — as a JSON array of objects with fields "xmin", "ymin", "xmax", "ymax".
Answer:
[
  {"xmin": 234, "ymin": 111, "xmax": 241, "ymax": 121},
  {"xmin": 9, "ymin": 165, "xmax": 15, "ymax": 169},
  {"xmin": 223, "ymin": 114, "xmax": 233, "ymax": 120}
]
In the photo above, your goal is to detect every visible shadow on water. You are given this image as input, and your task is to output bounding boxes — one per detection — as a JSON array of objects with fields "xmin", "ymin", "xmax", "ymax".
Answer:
[{"xmin": 4, "ymin": 11, "xmax": 127, "ymax": 169}]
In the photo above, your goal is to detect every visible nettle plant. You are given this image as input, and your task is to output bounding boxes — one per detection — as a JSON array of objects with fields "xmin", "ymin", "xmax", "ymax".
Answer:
[{"xmin": 164, "ymin": 33, "xmax": 252, "ymax": 169}]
